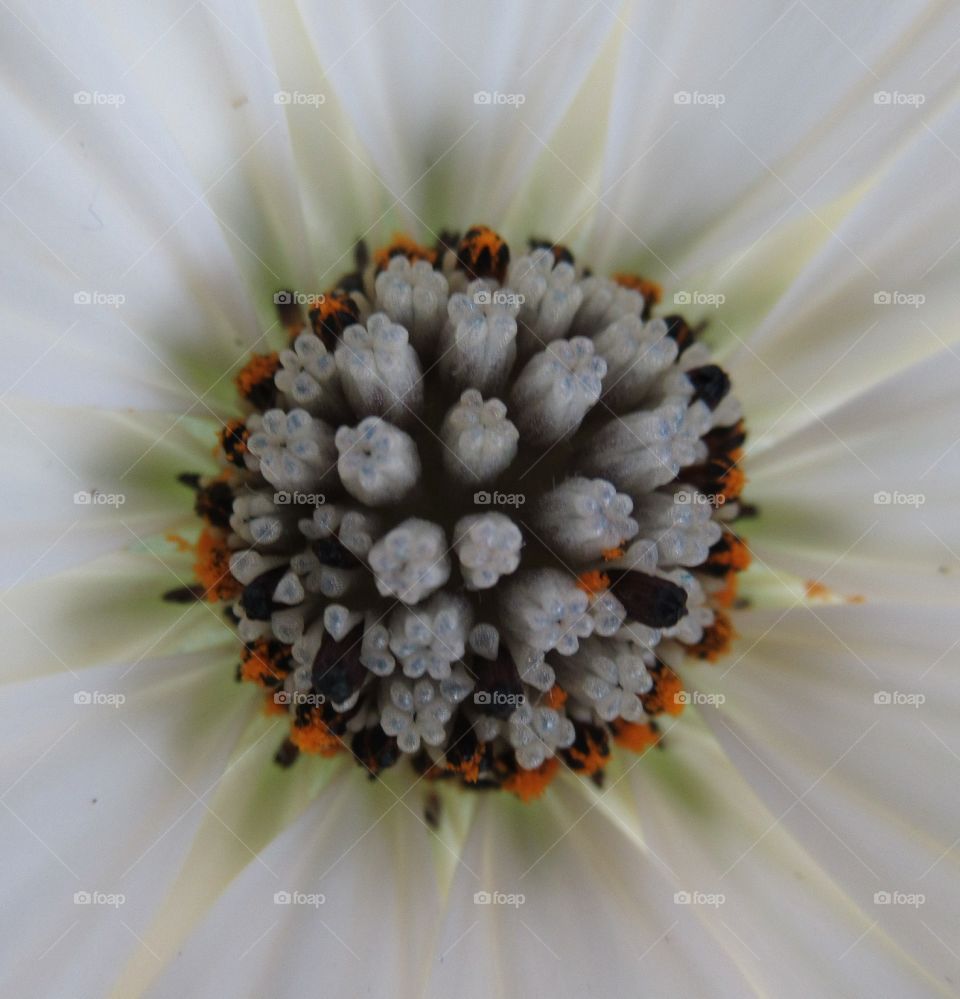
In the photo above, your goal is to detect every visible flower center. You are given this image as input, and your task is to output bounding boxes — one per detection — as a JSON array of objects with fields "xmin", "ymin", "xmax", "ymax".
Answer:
[{"xmin": 173, "ymin": 226, "xmax": 750, "ymax": 802}]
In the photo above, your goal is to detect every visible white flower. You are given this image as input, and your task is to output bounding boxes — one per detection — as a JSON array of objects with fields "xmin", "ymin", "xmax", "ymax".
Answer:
[{"xmin": 2, "ymin": 2, "xmax": 959, "ymax": 997}]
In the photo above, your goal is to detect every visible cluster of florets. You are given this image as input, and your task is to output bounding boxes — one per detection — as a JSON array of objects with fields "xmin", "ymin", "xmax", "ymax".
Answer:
[{"xmin": 178, "ymin": 226, "xmax": 749, "ymax": 801}]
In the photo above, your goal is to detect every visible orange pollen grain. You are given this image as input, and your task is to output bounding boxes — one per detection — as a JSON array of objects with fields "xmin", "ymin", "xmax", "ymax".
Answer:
[
  {"xmin": 503, "ymin": 757, "xmax": 559, "ymax": 803},
  {"xmin": 263, "ymin": 693, "xmax": 287, "ymax": 716},
  {"xmin": 576, "ymin": 570, "xmax": 610, "ymax": 596},
  {"xmin": 290, "ymin": 711, "xmax": 341, "ymax": 756},
  {"xmin": 612, "ymin": 721, "xmax": 661, "ymax": 753},
  {"xmin": 193, "ymin": 528, "xmax": 242, "ymax": 602},
  {"xmin": 566, "ymin": 735, "xmax": 609, "ymax": 776},
  {"xmin": 450, "ymin": 747, "xmax": 484, "ymax": 784},
  {"xmin": 642, "ymin": 666, "xmax": 686, "ymax": 717},
  {"xmin": 373, "ymin": 232, "xmax": 437, "ymax": 271},
  {"xmin": 240, "ymin": 640, "xmax": 284, "ymax": 686},
  {"xmin": 709, "ymin": 532, "xmax": 752, "ymax": 573},
  {"xmin": 612, "ymin": 272, "xmax": 663, "ymax": 305},
  {"xmin": 601, "ymin": 546, "xmax": 624, "ymax": 562},
  {"xmin": 713, "ymin": 571, "xmax": 740, "ymax": 608},
  {"xmin": 721, "ymin": 466, "xmax": 746, "ymax": 501},
  {"xmin": 165, "ymin": 532, "xmax": 193, "ymax": 554},
  {"xmin": 543, "ymin": 685, "xmax": 568, "ymax": 710},
  {"xmin": 684, "ymin": 610, "xmax": 735, "ymax": 663},
  {"xmin": 235, "ymin": 352, "xmax": 279, "ymax": 396}
]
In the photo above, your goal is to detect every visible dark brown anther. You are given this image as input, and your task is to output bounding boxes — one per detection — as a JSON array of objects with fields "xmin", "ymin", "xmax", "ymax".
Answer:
[
  {"xmin": 274, "ymin": 738, "xmax": 300, "ymax": 769},
  {"xmin": 314, "ymin": 536, "xmax": 362, "ymax": 570},
  {"xmin": 686, "ymin": 364, "xmax": 731, "ymax": 410},
  {"xmin": 606, "ymin": 570, "xmax": 688, "ymax": 628},
  {"xmin": 472, "ymin": 644, "xmax": 525, "ymax": 719},
  {"xmin": 351, "ymin": 725, "xmax": 400, "ymax": 775},
  {"xmin": 194, "ymin": 480, "xmax": 234, "ymax": 529},
  {"xmin": 311, "ymin": 625, "xmax": 366, "ymax": 705},
  {"xmin": 240, "ymin": 565, "xmax": 289, "ymax": 621},
  {"xmin": 663, "ymin": 314, "xmax": 694, "ymax": 355}
]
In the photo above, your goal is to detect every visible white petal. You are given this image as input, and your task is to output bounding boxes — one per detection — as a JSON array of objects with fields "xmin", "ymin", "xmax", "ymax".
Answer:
[
  {"xmin": 691, "ymin": 603, "xmax": 960, "ymax": 988},
  {"xmin": 0, "ymin": 649, "xmax": 255, "ymax": 998},
  {"xmin": 744, "ymin": 345, "xmax": 960, "ymax": 602},
  {"xmin": 1, "ymin": 400, "xmax": 218, "ymax": 585},
  {"xmin": 0, "ymin": 550, "xmax": 231, "ymax": 683},
  {"xmin": 1, "ymin": 2, "xmax": 261, "ymax": 408},
  {"xmin": 426, "ymin": 780, "xmax": 752, "ymax": 996},
  {"xmin": 592, "ymin": 2, "xmax": 960, "ymax": 275},
  {"xmin": 136, "ymin": 772, "xmax": 442, "ymax": 997},
  {"xmin": 719, "ymin": 98, "xmax": 960, "ymax": 445},
  {"xmin": 610, "ymin": 710, "xmax": 950, "ymax": 996},
  {"xmin": 300, "ymin": 0, "xmax": 620, "ymax": 225}
]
